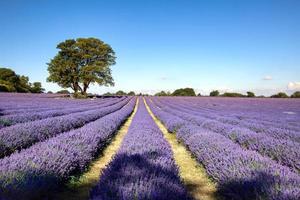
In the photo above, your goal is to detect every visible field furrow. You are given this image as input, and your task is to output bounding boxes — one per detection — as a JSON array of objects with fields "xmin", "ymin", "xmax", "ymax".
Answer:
[
  {"xmin": 0, "ymin": 97, "xmax": 131, "ymax": 158},
  {"xmin": 146, "ymin": 97, "xmax": 300, "ymax": 200},
  {"xmin": 90, "ymin": 98, "xmax": 191, "ymax": 200},
  {"xmin": 0, "ymin": 98, "xmax": 136, "ymax": 199}
]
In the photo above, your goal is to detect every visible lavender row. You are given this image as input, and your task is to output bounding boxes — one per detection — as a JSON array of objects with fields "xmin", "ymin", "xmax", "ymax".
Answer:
[
  {"xmin": 180, "ymin": 97, "xmax": 300, "ymax": 129},
  {"xmin": 0, "ymin": 97, "xmax": 116, "ymax": 116},
  {"xmin": 151, "ymin": 98, "xmax": 300, "ymax": 173},
  {"xmin": 155, "ymin": 97, "xmax": 300, "ymax": 143},
  {"xmin": 158, "ymin": 97, "xmax": 300, "ymax": 131},
  {"xmin": 0, "ymin": 97, "xmax": 131, "ymax": 158},
  {"xmin": 90, "ymin": 99, "xmax": 190, "ymax": 200},
  {"xmin": 146, "ymin": 98, "xmax": 300, "ymax": 199},
  {"xmin": 0, "ymin": 95, "xmax": 122, "ymax": 113},
  {"xmin": 156, "ymin": 98, "xmax": 300, "ymax": 142},
  {"xmin": 0, "ymin": 98, "xmax": 136, "ymax": 199},
  {"xmin": 0, "ymin": 97, "xmax": 124, "ymax": 127},
  {"xmin": 0, "ymin": 92, "xmax": 67, "ymax": 98},
  {"xmin": 0, "ymin": 96, "xmax": 89, "ymax": 111}
]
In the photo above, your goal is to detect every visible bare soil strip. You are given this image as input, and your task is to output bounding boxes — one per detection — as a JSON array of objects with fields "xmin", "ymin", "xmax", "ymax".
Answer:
[
  {"xmin": 144, "ymin": 98, "xmax": 217, "ymax": 200},
  {"xmin": 54, "ymin": 98, "xmax": 139, "ymax": 200}
]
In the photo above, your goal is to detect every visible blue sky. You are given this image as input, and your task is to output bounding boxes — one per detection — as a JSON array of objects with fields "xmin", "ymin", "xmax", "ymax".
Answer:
[{"xmin": 0, "ymin": 0, "xmax": 299, "ymax": 95}]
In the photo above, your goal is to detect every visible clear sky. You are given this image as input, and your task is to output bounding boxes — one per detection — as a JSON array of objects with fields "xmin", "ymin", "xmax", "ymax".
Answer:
[{"xmin": 1, "ymin": 0, "xmax": 299, "ymax": 95}]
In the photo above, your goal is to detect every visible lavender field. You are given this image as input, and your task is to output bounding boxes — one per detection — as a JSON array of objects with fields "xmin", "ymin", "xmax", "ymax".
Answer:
[{"xmin": 0, "ymin": 93, "xmax": 299, "ymax": 200}]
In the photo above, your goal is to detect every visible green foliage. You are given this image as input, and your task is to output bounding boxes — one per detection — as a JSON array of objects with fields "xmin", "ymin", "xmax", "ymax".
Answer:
[
  {"xmin": 17, "ymin": 75, "xmax": 31, "ymax": 92},
  {"xmin": 0, "ymin": 68, "xmax": 19, "ymax": 83},
  {"xmin": 246, "ymin": 91, "xmax": 255, "ymax": 97},
  {"xmin": 210, "ymin": 90, "xmax": 219, "ymax": 96},
  {"xmin": 270, "ymin": 92, "xmax": 289, "ymax": 98},
  {"xmin": 0, "ymin": 67, "xmax": 44, "ymax": 93},
  {"xmin": 56, "ymin": 90, "xmax": 70, "ymax": 94},
  {"xmin": 73, "ymin": 92, "xmax": 87, "ymax": 98},
  {"xmin": 290, "ymin": 91, "xmax": 300, "ymax": 98},
  {"xmin": 103, "ymin": 92, "xmax": 113, "ymax": 96},
  {"xmin": 115, "ymin": 90, "xmax": 126, "ymax": 96},
  {"xmin": 47, "ymin": 38, "xmax": 116, "ymax": 95},
  {"xmin": 30, "ymin": 82, "xmax": 45, "ymax": 93},
  {"xmin": 155, "ymin": 91, "xmax": 170, "ymax": 96},
  {"xmin": 47, "ymin": 91, "xmax": 53, "ymax": 94},
  {"xmin": 0, "ymin": 80, "xmax": 16, "ymax": 92},
  {"xmin": 172, "ymin": 88, "xmax": 196, "ymax": 96},
  {"xmin": 197, "ymin": 93, "xmax": 201, "ymax": 96},
  {"xmin": 0, "ymin": 68, "xmax": 18, "ymax": 92},
  {"xmin": 222, "ymin": 92, "xmax": 245, "ymax": 97},
  {"xmin": 0, "ymin": 83, "xmax": 12, "ymax": 92},
  {"xmin": 127, "ymin": 91, "xmax": 135, "ymax": 96}
]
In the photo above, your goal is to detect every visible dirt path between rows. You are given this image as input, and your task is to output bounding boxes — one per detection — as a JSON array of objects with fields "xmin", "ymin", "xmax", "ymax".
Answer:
[
  {"xmin": 54, "ymin": 98, "xmax": 139, "ymax": 200},
  {"xmin": 144, "ymin": 98, "xmax": 217, "ymax": 200}
]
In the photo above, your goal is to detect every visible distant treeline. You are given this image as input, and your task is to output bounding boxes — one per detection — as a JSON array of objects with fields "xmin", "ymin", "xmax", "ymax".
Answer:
[
  {"xmin": 154, "ymin": 88, "xmax": 300, "ymax": 98},
  {"xmin": 47, "ymin": 90, "xmax": 138, "ymax": 97},
  {"xmin": 103, "ymin": 91, "xmax": 137, "ymax": 96},
  {"xmin": 0, "ymin": 68, "xmax": 44, "ymax": 93},
  {"xmin": 60, "ymin": 88, "xmax": 300, "ymax": 98}
]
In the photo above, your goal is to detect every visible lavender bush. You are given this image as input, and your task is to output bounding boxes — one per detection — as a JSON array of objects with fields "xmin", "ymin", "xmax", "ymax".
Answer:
[
  {"xmin": 151, "ymin": 98, "xmax": 300, "ymax": 172},
  {"xmin": 90, "ymin": 99, "xmax": 190, "ymax": 200},
  {"xmin": 155, "ymin": 97, "xmax": 300, "ymax": 142},
  {"xmin": 0, "ymin": 96, "xmax": 124, "ymax": 116},
  {"xmin": 146, "ymin": 97, "xmax": 300, "ymax": 200},
  {"xmin": 0, "ymin": 98, "xmax": 136, "ymax": 199},
  {"xmin": 0, "ymin": 97, "xmax": 125, "ymax": 127},
  {"xmin": 0, "ymin": 97, "xmax": 131, "ymax": 158}
]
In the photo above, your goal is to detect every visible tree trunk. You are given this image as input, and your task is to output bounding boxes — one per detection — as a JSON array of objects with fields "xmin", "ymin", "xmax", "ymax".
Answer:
[
  {"xmin": 82, "ymin": 81, "xmax": 90, "ymax": 95},
  {"xmin": 71, "ymin": 83, "xmax": 78, "ymax": 93},
  {"xmin": 76, "ymin": 83, "xmax": 83, "ymax": 94},
  {"xmin": 82, "ymin": 84, "xmax": 88, "ymax": 95}
]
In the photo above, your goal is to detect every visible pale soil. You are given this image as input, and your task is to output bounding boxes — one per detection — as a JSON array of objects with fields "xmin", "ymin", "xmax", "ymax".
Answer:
[
  {"xmin": 53, "ymin": 98, "xmax": 139, "ymax": 200},
  {"xmin": 54, "ymin": 97, "xmax": 216, "ymax": 200},
  {"xmin": 144, "ymin": 98, "xmax": 217, "ymax": 200}
]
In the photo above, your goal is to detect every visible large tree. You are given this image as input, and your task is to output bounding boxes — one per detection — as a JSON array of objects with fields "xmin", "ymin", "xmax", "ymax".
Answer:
[
  {"xmin": 115, "ymin": 90, "xmax": 126, "ymax": 96},
  {"xmin": 246, "ymin": 91, "xmax": 255, "ymax": 97},
  {"xmin": 270, "ymin": 92, "xmax": 289, "ymax": 98},
  {"xmin": 30, "ymin": 82, "xmax": 45, "ymax": 93},
  {"xmin": 155, "ymin": 91, "xmax": 168, "ymax": 96},
  {"xmin": 172, "ymin": 88, "xmax": 196, "ymax": 96},
  {"xmin": 47, "ymin": 38, "xmax": 116, "ymax": 95},
  {"xmin": 210, "ymin": 90, "xmax": 220, "ymax": 97},
  {"xmin": 127, "ymin": 91, "xmax": 135, "ymax": 96},
  {"xmin": 291, "ymin": 91, "xmax": 300, "ymax": 98},
  {"xmin": 0, "ymin": 68, "xmax": 19, "ymax": 92},
  {"xmin": 0, "ymin": 67, "xmax": 43, "ymax": 93}
]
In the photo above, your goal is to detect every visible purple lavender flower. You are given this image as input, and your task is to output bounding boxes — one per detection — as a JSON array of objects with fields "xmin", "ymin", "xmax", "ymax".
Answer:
[
  {"xmin": 0, "ymin": 97, "xmax": 131, "ymax": 158},
  {"xmin": 90, "ymin": 98, "xmax": 190, "ymax": 200},
  {"xmin": 0, "ymin": 98, "xmax": 136, "ymax": 199},
  {"xmin": 146, "ymin": 97, "xmax": 300, "ymax": 200}
]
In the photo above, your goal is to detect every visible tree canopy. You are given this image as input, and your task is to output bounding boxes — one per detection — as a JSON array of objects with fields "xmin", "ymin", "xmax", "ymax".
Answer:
[
  {"xmin": 47, "ymin": 38, "xmax": 116, "ymax": 96},
  {"xmin": 56, "ymin": 90, "xmax": 70, "ymax": 94},
  {"xmin": 115, "ymin": 90, "xmax": 127, "ymax": 96},
  {"xmin": 290, "ymin": 91, "xmax": 300, "ymax": 98},
  {"xmin": 127, "ymin": 91, "xmax": 135, "ymax": 96},
  {"xmin": 172, "ymin": 88, "xmax": 196, "ymax": 96},
  {"xmin": 247, "ymin": 91, "xmax": 255, "ymax": 97},
  {"xmin": 30, "ymin": 82, "xmax": 44, "ymax": 93},
  {"xmin": 155, "ymin": 91, "xmax": 170, "ymax": 96},
  {"xmin": 0, "ymin": 67, "xmax": 44, "ymax": 93},
  {"xmin": 210, "ymin": 90, "xmax": 219, "ymax": 96},
  {"xmin": 222, "ymin": 92, "xmax": 245, "ymax": 97},
  {"xmin": 270, "ymin": 92, "xmax": 289, "ymax": 98},
  {"xmin": 103, "ymin": 92, "xmax": 113, "ymax": 96}
]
